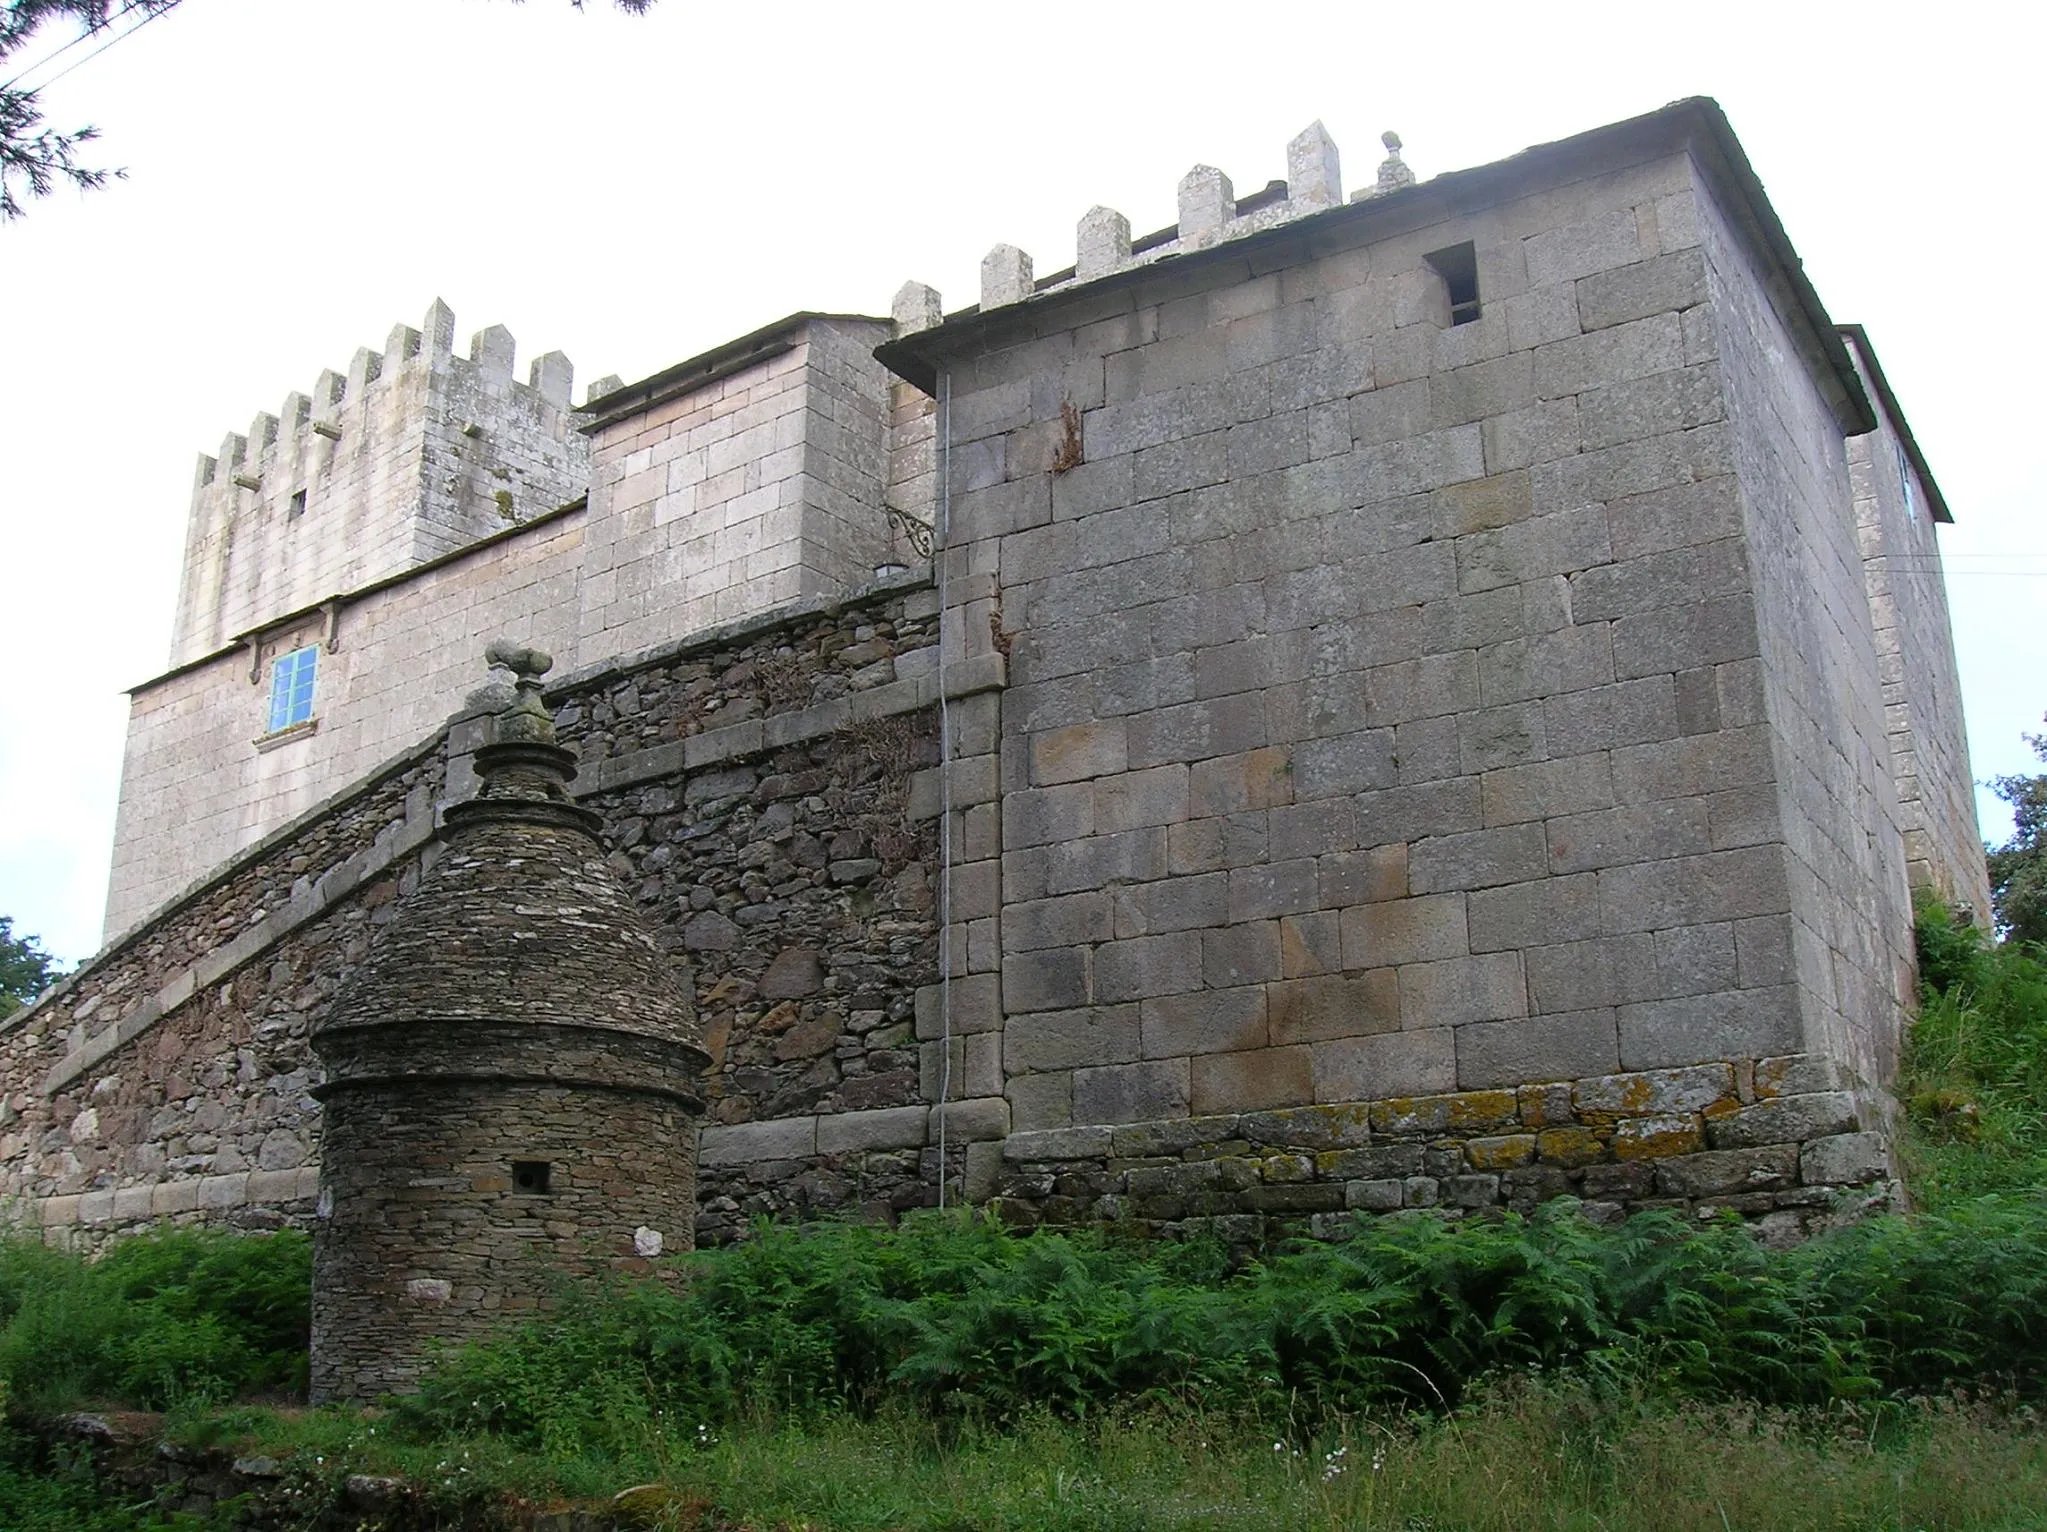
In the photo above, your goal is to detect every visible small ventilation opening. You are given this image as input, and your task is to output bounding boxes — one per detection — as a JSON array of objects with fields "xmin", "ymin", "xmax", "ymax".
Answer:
[
  {"xmin": 1425, "ymin": 241, "xmax": 1481, "ymax": 326},
  {"xmin": 511, "ymin": 1160, "xmax": 552, "ymax": 1195},
  {"xmin": 288, "ymin": 488, "xmax": 308, "ymax": 519}
]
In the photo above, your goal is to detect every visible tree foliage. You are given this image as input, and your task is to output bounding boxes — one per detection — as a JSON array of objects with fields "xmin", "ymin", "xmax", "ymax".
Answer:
[
  {"xmin": 0, "ymin": 916, "xmax": 62, "ymax": 1018},
  {"xmin": 2, "ymin": 0, "xmax": 653, "ymax": 221},
  {"xmin": 1987, "ymin": 719, "xmax": 2047, "ymax": 947}
]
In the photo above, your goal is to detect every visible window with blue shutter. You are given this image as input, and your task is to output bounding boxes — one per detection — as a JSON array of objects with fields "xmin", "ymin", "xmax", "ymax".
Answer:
[{"xmin": 267, "ymin": 646, "xmax": 318, "ymax": 733}]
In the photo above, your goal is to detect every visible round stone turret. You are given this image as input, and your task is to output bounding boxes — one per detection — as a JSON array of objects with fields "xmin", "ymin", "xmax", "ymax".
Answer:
[{"xmin": 308, "ymin": 641, "xmax": 707, "ymax": 1402}]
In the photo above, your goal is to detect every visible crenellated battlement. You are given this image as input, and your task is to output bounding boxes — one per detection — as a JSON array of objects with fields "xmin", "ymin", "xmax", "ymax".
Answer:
[
  {"xmin": 892, "ymin": 122, "xmax": 1417, "ymax": 333},
  {"xmin": 190, "ymin": 300, "xmax": 584, "ymax": 493},
  {"xmin": 169, "ymin": 300, "xmax": 598, "ymax": 667}
]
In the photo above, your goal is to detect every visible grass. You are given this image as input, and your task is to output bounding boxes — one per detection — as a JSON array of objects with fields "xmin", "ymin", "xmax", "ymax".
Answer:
[
  {"xmin": 1902, "ymin": 901, "xmax": 2047, "ymax": 1208},
  {"xmin": 29, "ymin": 1381, "xmax": 2037, "ymax": 1531}
]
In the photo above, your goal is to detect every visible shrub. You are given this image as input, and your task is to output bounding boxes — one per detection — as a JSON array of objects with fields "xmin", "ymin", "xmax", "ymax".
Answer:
[
  {"xmin": 1906, "ymin": 897, "xmax": 2047, "ymax": 1205},
  {"xmin": 0, "ymin": 1227, "xmax": 310, "ymax": 1411},
  {"xmin": 398, "ymin": 1197, "xmax": 2047, "ymax": 1448}
]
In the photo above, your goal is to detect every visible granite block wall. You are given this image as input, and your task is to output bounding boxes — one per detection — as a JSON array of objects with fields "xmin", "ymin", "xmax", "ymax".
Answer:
[
  {"xmin": 1693, "ymin": 173, "xmax": 1915, "ymax": 1098},
  {"xmin": 915, "ymin": 146, "xmax": 1851, "ymax": 1145},
  {"xmin": 1844, "ymin": 346, "xmax": 1991, "ymax": 919}
]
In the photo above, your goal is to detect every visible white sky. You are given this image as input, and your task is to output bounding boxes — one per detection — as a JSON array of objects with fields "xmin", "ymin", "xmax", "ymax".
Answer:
[{"xmin": 1, "ymin": 0, "xmax": 2041, "ymax": 966}]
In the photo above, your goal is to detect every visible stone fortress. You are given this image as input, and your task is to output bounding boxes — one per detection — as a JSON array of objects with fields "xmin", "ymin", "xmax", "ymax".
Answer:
[{"xmin": 0, "ymin": 98, "xmax": 1993, "ymax": 1387}]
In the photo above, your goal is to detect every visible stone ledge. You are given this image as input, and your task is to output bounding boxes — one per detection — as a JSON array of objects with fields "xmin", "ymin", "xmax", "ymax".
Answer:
[{"xmin": 14, "ymin": 1166, "xmax": 322, "ymax": 1230}]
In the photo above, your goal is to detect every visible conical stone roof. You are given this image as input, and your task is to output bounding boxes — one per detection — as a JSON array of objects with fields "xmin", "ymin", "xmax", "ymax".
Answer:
[{"xmin": 313, "ymin": 641, "xmax": 706, "ymax": 1102}]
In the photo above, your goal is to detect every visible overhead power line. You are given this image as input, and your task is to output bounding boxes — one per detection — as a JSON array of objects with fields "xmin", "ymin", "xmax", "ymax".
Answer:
[{"xmin": 0, "ymin": 0, "xmax": 184, "ymax": 96}]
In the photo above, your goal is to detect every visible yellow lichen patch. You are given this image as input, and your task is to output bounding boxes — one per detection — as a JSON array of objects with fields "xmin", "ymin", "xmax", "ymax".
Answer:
[
  {"xmin": 1445, "ymin": 1090, "xmax": 1519, "ymax": 1129},
  {"xmin": 1536, "ymin": 1127, "xmax": 1607, "ymax": 1167},
  {"xmin": 1464, "ymin": 1134, "xmax": 1537, "ymax": 1170},
  {"xmin": 1611, "ymin": 1116, "xmax": 1704, "ymax": 1160},
  {"xmin": 1701, "ymin": 1096, "xmax": 1741, "ymax": 1120},
  {"xmin": 1260, "ymin": 1153, "xmax": 1314, "ymax": 1183}
]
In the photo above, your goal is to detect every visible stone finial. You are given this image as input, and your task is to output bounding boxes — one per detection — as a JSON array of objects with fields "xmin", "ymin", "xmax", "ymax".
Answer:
[
  {"xmin": 249, "ymin": 411, "xmax": 279, "ymax": 453},
  {"xmin": 482, "ymin": 640, "xmax": 557, "ymax": 749},
  {"xmin": 583, "ymin": 374, "xmax": 624, "ymax": 407},
  {"xmin": 1375, "ymin": 130, "xmax": 1415, "ymax": 194},
  {"xmin": 1076, "ymin": 205, "xmax": 1132, "ymax": 280},
  {"xmin": 422, "ymin": 298, "xmax": 457, "ymax": 358},
  {"xmin": 529, "ymin": 350, "xmax": 574, "ymax": 408},
  {"xmin": 219, "ymin": 430, "xmax": 247, "ymax": 469},
  {"xmin": 280, "ymin": 391, "xmax": 310, "ymax": 432},
  {"xmin": 470, "ymin": 325, "xmax": 516, "ymax": 383},
  {"xmin": 980, "ymin": 244, "xmax": 1034, "ymax": 310},
  {"xmin": 892, "ymin": 280, "xmax": 944, "ymax": 336},
  {"xmin": 312, "ymin": 368, "xmax": 345, "ymax": 417},
  {"xmin": 1287, "ymin": 121, "xmax": 1342, "ymax": 209},
  {"xmin": 1178, "ymin": 165, "xmax": 1234, "ymax": 246}
]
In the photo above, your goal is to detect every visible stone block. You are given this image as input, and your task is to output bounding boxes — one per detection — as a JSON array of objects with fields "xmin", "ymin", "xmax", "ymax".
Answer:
[
  {"xmin": 1005, "ymin": 783, "xmax": 1095, "ymax": 848},
  {"xmin": 1800, "ymin": 1131, "xmax": 1890, "ymax": 1186},
  {"xmin": 1454, "ymin": 1008, "xmax": 1616, "ymax": 1089},
  {"xmin": 1005, "ymin": 1006, "xmax": 1142, "ymax": 1074},
  {"xmin": 1524, "ymin": 207, "xmax": 1645, "ymax": 287},
  {"xmin": 1653, "ymin": 1145, "xmax": 1799, "ymax": 1199},
  {"xmin": 1467, "ymin": 874, "xmax": 1601, "ymax": 953},
  {"xmin": 198, "ymin": 1174, "xmax": 248, "ymax": 1212},
  {"xmin": 818, "ymin": 1105, "xmax": 930, "ymax": 1154},
  {"xmin": 1141, "ymin": 986, "xmax": 1268, "ymax": 1058},
  {"xmin": 1575, "ymin": 249, "xmax": 1708, "ymax": 333},
  {"xmin": 1346, "ymin": 1178, "xmax": 1406, "ymax": 1212},
  {"xmin": 1319, "ymin": 845, "xmax": 1408, "ymax": 908},
  {"xmin": 1113, "ymin": 872, "xmax": 1228, "ymax": 937},
  {"xmin": 1370, "ymin": 1088, "xmax": 1520, "ymax": 1137},
  {"xmin": 1032, "ymin": 721, "xmax": 1129, "ymax": 786},
  {"xmin": 1532, "ymin": 311, "xmax": 1682, "ymax": 399},
  {"xmin": 1444, "ymin": 1174, "xmax": 1502, "ymax": 1208},
  {"xmin": 1280, "ymin": 911, "xmax": 1342, "ymax": 978},
  {"xmin": 1617, "ymin": 985, "xmax": 1802, "ymax": 1071},
  {"xmin": 1340, "ymin": 893, "xmax": 1468, "ymax": 968},
  {"xmin": 1095, "ymin": 765, "xmax": 1190, "ymax": 834},
  {"xmin": 1094, "ymin": 932, "xmax": 1202, "ymax": 1003},
  {"xmin": 1204, "ymin": 922, "xmax": 1283, "ymax": 988},
  {"xmin": 1573, "ymin": 1063, "xmax": 1736, "ymax": 1119},
  {"xmin": 1598, "ymin": 847, "xmax": 1790, "ymax": 935},
  {"xmin": 1188, "ymin": 748, "xmax": 1295, "ymax": 816},
  {"xmin": 1754, "ymin": 1053, "xmax": 1839, "ymax": 1098},
  {"xmin": 1609, "ymin": 1115, "xmax": 1704, "ymax": 1160},
  {"xmin": 1611, "ymin": 595, "xmax": 1759, "ymax": 680},
  {"xmin": 1409, "ymin": 823, "xmax": 1548, "ymax": 894},
  {"xmin": 1112, "ymin": 1114, "xmax": 1241, "ymax": 1157},
  {"xmin": 1535, "ymin": 1127, "xmax": 1605, "ymax": 1167},
  {"xmin": 700, "ymin": 1117, "xmax": 818, "ymax": 1166},
  {"xmin": 1707, "ymin": 1092, "xmax": 1859, "ymax": 1150},
  {"xmin": 1003, "ymin": 949, "xmax": 1091, "ymax": 1013},
  {"xmin": 915, "ymin": 973, "xmax": 1003, "ymax": 1041},
  {"xmin": 1191, "ymin": 1046, "xmax": 1314, "ymax": 1114},
  {"xmin": 1073, "ymin": 1059, "xmax": 1191, "ymax": 1124},
  {"xmin": 1004, "ymin": 1125, "xmax": 1112, "ymax": 1161},
  {"xmin": 1004, "ymin": 892, "xmax": 1113, "ymax": 952},
  {"xmin": 1268, "ymin": 970, "xmax": 1401, "ymax": 1045},
  {"xmin": 1546, "ymin": 801, "xmax": 1711, "ymax": 874},
  {"xmin": 1313, "ymin": 1029, "xmax": 1457, "ymax": 1105},
  {"xmin": 1008, "ymin": 1072, "xmax": 1073, "ymax": 1130},
  {"xmin": 1228, "ymin": 862, "xmax": 1318, "ymax": 925},
  {"xmin": 1401, "ymin": 953, "xmax": 1528, "ymax": 1027}
]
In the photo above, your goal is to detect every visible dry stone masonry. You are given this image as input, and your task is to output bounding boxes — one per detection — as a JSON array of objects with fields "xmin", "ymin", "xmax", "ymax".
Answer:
[
  {"xmin": 309, "ymin": 643, "xmax": 707, "ymax": 1401},
  {"xmin": 2, "ymin": 101, "xmax": 1991, "ymax": 1334}
]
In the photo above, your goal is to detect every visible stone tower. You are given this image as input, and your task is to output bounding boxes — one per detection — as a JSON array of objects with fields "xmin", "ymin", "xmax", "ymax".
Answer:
[{"xmin": 308, "ymin": 642, "xmax": 707, "ymax": 1402}]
